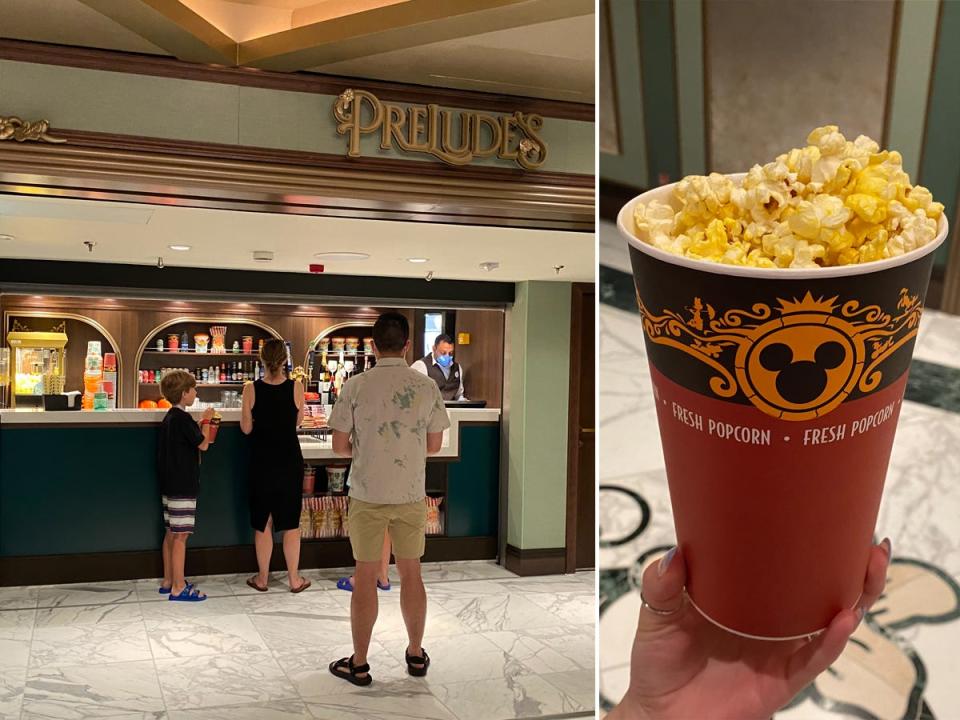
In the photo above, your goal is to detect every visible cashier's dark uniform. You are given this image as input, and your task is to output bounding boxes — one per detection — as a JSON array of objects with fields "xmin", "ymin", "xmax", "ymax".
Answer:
[{"xmin": 410, "ymin": 354, "xmax": 465, "ymax": 401}]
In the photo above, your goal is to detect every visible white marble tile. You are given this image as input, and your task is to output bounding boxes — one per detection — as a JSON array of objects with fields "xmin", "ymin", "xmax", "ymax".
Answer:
[
  {"xmin": 328, "ymin": 592, "xmax": 472, "ymax": 645},
  {"xmin": 431, "ymin": 674, "xmax": 586, "ymax": 720},
  {"xmin": 429, "ymin": 591, "xmax": 561, "ymax": 634},
  {"xmin": 250, "ymin": 611, "xmax": 353, "ymax": 655},
  {"xmin": 600, "ymin": 218, "xmax": 632, "ymax": 274},
  {"xmin": 134, "ymin": 577, "xmax": 234, "ymax": 603},
  {"xmin": 0, "ymin": 666, "xmax": 26, "ymax": 718},
  {"xmin": 274, "ymin": 640, "xmax": 410, "ymax": 699},
  {"xmin": 0, "ymin": 585, "xmax": 39, "ymax": 611},
  {"xmin": 145, "ymin": 613, "xmax": 267, "ymax": 659},
  {"xmin": 29, "ymin": 620, "xmax": 153, "ymax": 669},
  {"xmin": 154, "ymin": 652, "xmax": 297, "ymax": 710},
  {"xmin": 167, "ymin": 700, "xmax": 311, "ymax": 719},
  {"xmin": 304, "ymin": 687, "xmax": 458, "ymax": 720},
  {"xmin": 519, "ymin": 592, "xmax": 595, "ymax": 627},
  {"xmin": 36, "ymin": 583, "xmax": 137, "ymax": 609},
  {"xmin": 382, "ymin": 632, "xmax": 529, "ymax": 686},
  {"xmin": 0, "ymin": 631, "xmax": 32, "ymax": 670},
  {"xmin": 22, "ymin": 660, "xmax": 164, "ymax": 717},
  {"xmin": 498, "ymin": 577, "xmax": 592, "ymax": 595},
  {"xmin": 35, "ymin": 603, "xmax": 142, "ymax": 628},
  {"xmin": 540, "ymin": 669, "xmax": 596, "ymax": 712},
  {"xmin": 21, "ymin": 709, "xmax": 168, "ymax": 719},
  {"xmin": 237, "ymin": 587, "xmax": 347, "ymax": 618},
  {"xmin": 139, "ymin": 594, "xmax": 245, "ymax": 620},
  {"xmin": 483, "ymin": 625, "xmax": 596, "ymax": 674},
  {"xmin": 913, "ymin": 308, "xmax": 960, "ymax": 371}
]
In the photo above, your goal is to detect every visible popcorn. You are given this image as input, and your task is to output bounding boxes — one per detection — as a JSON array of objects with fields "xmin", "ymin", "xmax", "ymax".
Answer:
[{"xmin": 632, "ymin": 126, "xmax": 943, "ymax": 268}]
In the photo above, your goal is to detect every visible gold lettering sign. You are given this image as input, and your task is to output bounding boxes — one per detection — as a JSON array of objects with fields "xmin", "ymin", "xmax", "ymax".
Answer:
[{"xmin": 333, "ymin": 89, "xmax": 547, "ymax": 170}]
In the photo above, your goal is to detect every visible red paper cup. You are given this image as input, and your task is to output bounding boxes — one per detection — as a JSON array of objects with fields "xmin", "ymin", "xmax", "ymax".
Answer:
[{"xmin": 618, "ymin": 177, "xmax": 948, "ymax": 639}]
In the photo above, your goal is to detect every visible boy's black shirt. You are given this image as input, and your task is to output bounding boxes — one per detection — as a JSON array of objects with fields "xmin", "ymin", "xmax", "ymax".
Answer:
[{"xmin": 157, "ymin": 407, "xmax": 204, "ymax": 496}]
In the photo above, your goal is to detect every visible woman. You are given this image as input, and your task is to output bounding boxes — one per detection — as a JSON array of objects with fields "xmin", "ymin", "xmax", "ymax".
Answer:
[{"xmin": 240, "ymin": 339, "xmax": 311, "ymax": 593}]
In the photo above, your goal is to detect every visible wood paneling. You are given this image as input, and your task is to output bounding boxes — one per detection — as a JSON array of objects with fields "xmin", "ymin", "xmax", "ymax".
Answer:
[
  {"xmin": 452, "ymin": 309, "xmax": 505, "ymax": 407},
  {"xmin": 0, "ymin": 135, "xmax": 593, "ymax": 232},
  {"xmin": 2, "ymin": 297, "xmax": 499, "ymax": 408},
  {"xmin": 565, "ymin": 282, "xmax": 594, "ymax": 571}
]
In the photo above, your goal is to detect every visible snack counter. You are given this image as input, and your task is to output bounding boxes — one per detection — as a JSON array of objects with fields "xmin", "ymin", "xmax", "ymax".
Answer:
[{"xmin": 0, "ymin": 406, "xmax": 500, "ymax": 585}]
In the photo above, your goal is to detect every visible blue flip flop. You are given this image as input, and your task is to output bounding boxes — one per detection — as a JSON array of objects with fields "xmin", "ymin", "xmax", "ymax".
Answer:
[
  {"xmin": 336, "ymin": 577, "xmax": 391, "ymax": 592},
  {"xmin": 169, "ymin": 585, "xmax": 206, "ymax": 602}
]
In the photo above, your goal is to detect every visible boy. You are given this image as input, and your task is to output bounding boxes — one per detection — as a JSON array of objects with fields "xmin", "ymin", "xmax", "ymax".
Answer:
[{"xmin": 157, "ymin": 370, "xmax": 214, "ymax": 602}]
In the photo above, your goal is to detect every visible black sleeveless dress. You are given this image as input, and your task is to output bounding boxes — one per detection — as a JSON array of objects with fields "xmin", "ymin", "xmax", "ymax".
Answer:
[{"xmin": 249, "ymin": 379, "xmax": 304, "ymax": 532}]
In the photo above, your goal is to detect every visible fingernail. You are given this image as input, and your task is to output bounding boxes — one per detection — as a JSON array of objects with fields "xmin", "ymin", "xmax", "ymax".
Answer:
[
  {"xmin": 880, "ymin": 537, "xmax": 892, "ymax": 559},
  {"xmin": 855, "ymin": 606, "xmax": 865, "ymax": 626},
  {"xmin": 658, "ymin": 546, "xmax": 677, "ymax": 577}
]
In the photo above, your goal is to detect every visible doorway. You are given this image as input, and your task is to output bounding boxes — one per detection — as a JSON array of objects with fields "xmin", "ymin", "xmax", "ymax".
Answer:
[{"xmin": 566, "ymin": 282, "xmax": 595, "ymax": 571}]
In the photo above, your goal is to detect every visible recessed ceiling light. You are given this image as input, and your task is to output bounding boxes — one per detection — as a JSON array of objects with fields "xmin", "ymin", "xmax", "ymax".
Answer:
[
  {"xmin": 0, "ymin": 234, "xmax": 14, "ymax": 242},
  {"xmin": 253, "ymin": 250, "xmax": 274, "ymax": 262},
  {"xmin": 479, "ymin": 261, "xmax": 500, "ymax": 272},
  {"xmin": 168, "ymin": 244, "xmax": 191, "ymax": 251},
  {"xmin": 407, "ymin": 257, "xmax": 430, "ymax": 263},
  {"xmin": 314, "ymin": 252, "xmax": 370, "ymax": 261}
]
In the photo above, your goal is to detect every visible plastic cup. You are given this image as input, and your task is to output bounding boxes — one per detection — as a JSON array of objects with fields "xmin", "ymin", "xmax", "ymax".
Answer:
[{"xmin": 618, "ymin": 177, "xmax": 948, "ymax": 639}]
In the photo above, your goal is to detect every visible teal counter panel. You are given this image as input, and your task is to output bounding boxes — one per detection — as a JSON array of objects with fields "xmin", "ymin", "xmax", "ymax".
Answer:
[
  {"xmin": 446, "ymin": 425, "xmax": 500, "ymax": 538},
  {"xmin": 1, "ymin": 421, "xmax": 500, "ymax": 556},
  {"xmin": 0, "ymin": 425, "xmax": 252, "ymax": 556}
]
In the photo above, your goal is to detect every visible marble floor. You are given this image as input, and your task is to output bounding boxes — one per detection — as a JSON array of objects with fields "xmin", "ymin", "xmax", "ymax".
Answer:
[
  {"xmin": 0, "ymin": 560, "xmax": 596, "ymax": 719},
  {"xmin": 598, "ymin": 224, "xmax": 960, "ymax": 720}
]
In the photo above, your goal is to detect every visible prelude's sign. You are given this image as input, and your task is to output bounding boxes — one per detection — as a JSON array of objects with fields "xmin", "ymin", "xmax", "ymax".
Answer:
[{"xmin": 334, "ymin": 89, "xmax": 547, "ymax": 170}]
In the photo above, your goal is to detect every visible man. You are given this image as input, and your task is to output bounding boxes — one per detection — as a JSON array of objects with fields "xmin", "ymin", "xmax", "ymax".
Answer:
[
  {"xmin": 327, "ymin": 312, "xmax": 450, "ymax": 687},
  {"xmin": 410, "ymin": 333, "xmax": 466, "ymax": 401}
]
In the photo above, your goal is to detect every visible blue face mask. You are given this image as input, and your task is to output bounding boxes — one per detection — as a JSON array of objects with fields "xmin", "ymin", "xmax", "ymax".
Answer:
[{"xmin": 436, "ymin": 353, "xmax": 454, "ymax": 368}]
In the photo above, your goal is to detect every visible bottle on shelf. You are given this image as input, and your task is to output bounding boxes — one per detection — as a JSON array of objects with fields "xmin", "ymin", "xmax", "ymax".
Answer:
[
  {"xmin": 219, "ymin": 364, "xmax": 226, "ymax": 383},
  {"xmin": 180, "ymin": 331, "xmax": 189, "ymax": 352}
]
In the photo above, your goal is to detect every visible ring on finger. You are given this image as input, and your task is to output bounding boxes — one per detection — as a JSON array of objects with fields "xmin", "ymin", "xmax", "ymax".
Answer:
[{"xmin": 640, "ymin": 590, "xmax": 684, "ymax": 617}]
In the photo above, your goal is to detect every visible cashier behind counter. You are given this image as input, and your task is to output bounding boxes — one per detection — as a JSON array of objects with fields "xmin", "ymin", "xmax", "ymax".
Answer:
[{"xmin": 411, "ymin": 333, "xmax": 466, "ymax": 401}]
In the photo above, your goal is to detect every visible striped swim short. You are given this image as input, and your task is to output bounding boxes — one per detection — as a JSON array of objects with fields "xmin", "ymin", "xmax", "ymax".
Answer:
[{"xmin": 161, "ymin": 495, "xmax": 197, "ymax": 534}]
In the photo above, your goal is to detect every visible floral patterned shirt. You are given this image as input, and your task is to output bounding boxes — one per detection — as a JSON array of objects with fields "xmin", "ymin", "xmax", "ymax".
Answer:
[{"xmin": 328, "ymin": 357, "xmax": 451, "ymax": 504}]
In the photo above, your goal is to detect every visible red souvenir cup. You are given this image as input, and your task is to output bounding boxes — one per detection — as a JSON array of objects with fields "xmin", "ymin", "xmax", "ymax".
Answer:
[{"xmin": 618, "ymin": 178, "xmax": 948, "ymax": 639}]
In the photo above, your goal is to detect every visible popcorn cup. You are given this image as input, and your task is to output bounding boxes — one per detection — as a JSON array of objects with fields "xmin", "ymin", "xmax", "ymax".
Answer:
[
  {"xmin": 207, "ymin": 413, "xmax": 222, "ymax": 443},
  {"xmin": 618, "ymin": 180, "xmax": 948, "ymax": 639}
]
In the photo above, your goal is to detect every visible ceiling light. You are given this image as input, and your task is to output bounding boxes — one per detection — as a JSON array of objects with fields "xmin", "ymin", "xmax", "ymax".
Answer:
[
  {"xmin": 168, "ymin": 244, "xmax": 191, "ymax": 251},
  {"xmin": 407, "ymin": 257, "xmax": 429, "ymax": 264},
  {"xmin": 253, "ymin": 250, "xmax": 274, "ymax": 262},
  {"xmin": 0, "ymin": 234, "xmax": 14, "ymax": 242},
  {"xmin": 314, "ymin": 252, "xmax": 369, "ymax": 261},
  {"xmin": 479, "ymin": 261, "xmax": 500, "ymax": 272}
]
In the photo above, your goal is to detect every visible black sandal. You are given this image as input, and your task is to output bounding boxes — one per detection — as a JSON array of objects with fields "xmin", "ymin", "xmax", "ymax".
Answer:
[
  {"xmin": 405, "ymin": 648, "xmax": 430, "ymax": 677},
  {"xmin": 329, "ymin": 655, "xmax": 372, "ymax": 687}
]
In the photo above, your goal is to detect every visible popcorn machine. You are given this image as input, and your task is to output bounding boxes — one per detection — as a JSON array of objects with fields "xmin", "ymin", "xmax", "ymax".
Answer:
[{"xmin": 7, "ymin": 325, "xmax": 68, "ymax": 408}]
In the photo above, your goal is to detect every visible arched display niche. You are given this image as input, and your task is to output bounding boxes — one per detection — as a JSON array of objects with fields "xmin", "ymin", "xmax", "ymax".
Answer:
[
  {"xmin": 4, "ymin": 311, "xmax": 124, "ymax": 407},
  {"xmin": 135, "ymin": 316, "xmax": 282, "ymax": 405}
]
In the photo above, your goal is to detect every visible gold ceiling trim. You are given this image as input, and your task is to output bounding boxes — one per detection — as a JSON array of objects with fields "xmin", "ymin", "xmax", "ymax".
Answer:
[
  {"xmin": 74, "ymin": 0, "xmax": 593, "ymax": 77},
  {"xmin": 238, "ymin": 0, "xmax": 591, "ymax": 72},
  {"xmin": 0, "ymin": 116, "xmax": 66, "ymax": 144},
  {"xmin": 78, "ymin": 0, "xmax": 235, "ymax": 65}
]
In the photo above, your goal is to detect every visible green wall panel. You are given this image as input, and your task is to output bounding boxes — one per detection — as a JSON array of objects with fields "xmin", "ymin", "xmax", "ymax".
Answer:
[
  {"xmin": 507, "ymin": 281, "xmax": 571, "ymax": 550},
  {"xmin": 446, "ymin": 425, "xmax": 500, "ymax": 537},
  {"xmin": 919, "ymin": 0, "xmax": 960, "ymax": 270}
]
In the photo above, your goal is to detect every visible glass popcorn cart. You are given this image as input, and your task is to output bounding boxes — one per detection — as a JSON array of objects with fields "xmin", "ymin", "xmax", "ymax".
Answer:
[{"xmin": 7, "ymin": 327, "xmax": 68, "ymax": 408}]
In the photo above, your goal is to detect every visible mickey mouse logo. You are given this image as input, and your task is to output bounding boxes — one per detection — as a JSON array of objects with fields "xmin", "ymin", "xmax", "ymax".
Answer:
[
  {"xmin": 637, "ymin": 290, "xmax": 922, "ymax": 421},
  {"xmin": 738, "ymin": 313, "xmax": 863, "ymax": 421}
]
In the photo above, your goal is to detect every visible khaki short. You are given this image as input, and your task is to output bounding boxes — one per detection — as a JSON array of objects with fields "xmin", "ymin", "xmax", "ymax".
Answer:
[{"xmin": 348, "ymin": 498, "xmax": 427, "ymax": 562}]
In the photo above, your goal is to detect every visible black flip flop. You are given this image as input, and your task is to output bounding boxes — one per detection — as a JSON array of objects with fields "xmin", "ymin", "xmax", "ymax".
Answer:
[
  {"xmin": 405, "ymin": 648, "xmax": 430, "ymax": 677},
  {"xmin": 329, "ymin": 655, "xmax": 372, "ymax": 687}
]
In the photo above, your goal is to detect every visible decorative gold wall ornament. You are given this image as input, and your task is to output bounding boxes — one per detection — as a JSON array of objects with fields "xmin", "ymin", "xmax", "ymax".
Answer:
[
  {"xmin": 334, "ymin": 89, "xmax": 547, "ymax": 170},
  {"xmin": 0, "ymin": 116, "xmax": 67, "ymax": 144}
]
